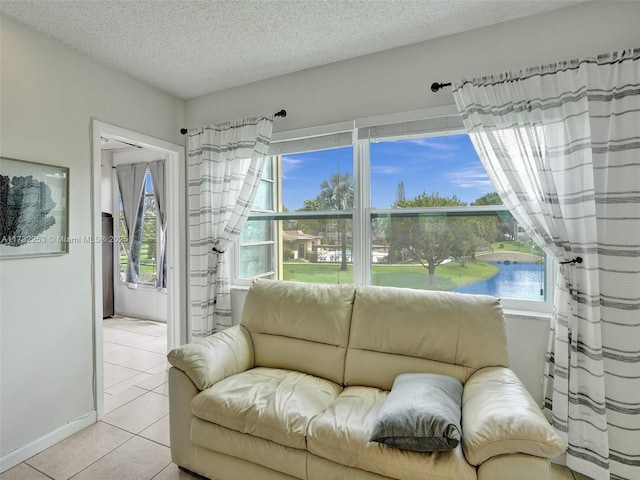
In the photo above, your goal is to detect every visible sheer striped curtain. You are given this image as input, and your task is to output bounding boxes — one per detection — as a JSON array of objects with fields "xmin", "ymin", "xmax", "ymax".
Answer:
[
  {"xmin": 187, "ymin": 116, "xmax": 273, "ymax": 338},
  {"xmin": 453, "ymin": 48, "xmax": 640, "ymax": 480},
  {"xmin": 115, "ymin": 162, "xmax": 148, "ymax": 288},
  {"xmin": 149, "ymin": 159, "xmax": 167, "ymax": 291}
]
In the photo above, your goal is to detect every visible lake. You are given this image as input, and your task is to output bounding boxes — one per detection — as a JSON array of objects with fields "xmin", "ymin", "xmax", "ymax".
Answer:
[{"xmin": 453, "ymin": 262, "xmax": 545, "ymax": 301}]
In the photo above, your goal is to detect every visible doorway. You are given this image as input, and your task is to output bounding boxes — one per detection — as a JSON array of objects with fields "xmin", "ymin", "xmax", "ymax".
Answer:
[{"xmin": 91, "ymin": 119, "xmax": 184, "ymax": 419}]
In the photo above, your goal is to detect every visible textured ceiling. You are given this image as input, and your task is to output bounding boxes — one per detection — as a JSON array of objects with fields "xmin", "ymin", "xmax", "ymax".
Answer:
[{"xmin": 0, "ymin": 0, "xmax": 588, "ymax": 99}]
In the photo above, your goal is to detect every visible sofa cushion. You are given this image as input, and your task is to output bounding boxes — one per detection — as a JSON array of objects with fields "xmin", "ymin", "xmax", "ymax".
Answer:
[
  {"xmin": 190, "ymin": 418, "xmax": 307, "ymax": 479},
  {"xmin": 462, "ymin": 367, "xmax": 566, "ymax": 465},
  {"xmin": 370, "ymin": 373, "xmax": 463, "ymax": 452},
  {"xmin": 345, "ymin": 285, "xmax": 508, "ymax": 390},
  {"xmin": 241, "ymin": 279, "xmax": 356, "ymax": 384},
  {"xmin": 167, "ymin": 325, "xmax": 254, "ymax": 391},
  {"xmin": 307, "ymin": 386, "xmax": 476, "ymax": 480},
  {"xmin": 191, "ymin": 367, "xmax": 343, "ymax": 449}
]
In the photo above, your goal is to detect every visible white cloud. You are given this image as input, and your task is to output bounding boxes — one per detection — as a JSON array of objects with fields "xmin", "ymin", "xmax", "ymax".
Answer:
[
  {"xmin": 445, "ymin": 167, "xmax": 494, "ymax": 191},
  {"xmin": 403, "ymin": 137, "xmax": 460, "ymax": 150},
  {"xmin": 280, "ymin": 155, "xmax": 304, "ymax": 179},
  {"xmin": 371, "ymin": 165, "xmax": 404, "ymax": 175}
]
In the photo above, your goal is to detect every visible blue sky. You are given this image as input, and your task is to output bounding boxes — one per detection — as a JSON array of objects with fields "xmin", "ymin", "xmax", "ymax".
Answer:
[{"xmin": 281, "ymin": 134, "xmax": 494, "ymax": 211}]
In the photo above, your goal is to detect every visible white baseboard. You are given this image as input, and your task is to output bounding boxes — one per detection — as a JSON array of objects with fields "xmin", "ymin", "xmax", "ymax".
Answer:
[{"xmin": 0, "ymin": 411, "xmax": 97, "ymax": 473}]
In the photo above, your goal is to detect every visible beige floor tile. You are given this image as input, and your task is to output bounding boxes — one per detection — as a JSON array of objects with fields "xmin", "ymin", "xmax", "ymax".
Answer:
[
  {"xmin": 102, "ymin": 327, "xmax": 137, "ymax": 343},
  {"xmin": 0, "ymin": 463, "xmax": 51, "ymax": 480},
  {"xmin": 103, "ymin": 363, "xmax": 141, "ymax": 389},
  {"xmin": 113, "ymin": 319, "xmax": 167, "ymax": 337},
  {"xmin": 25, "ymin": 422, "xmax": 132, "ymax": 480},
  {"xmin": 147, "ymin": 362, "xmax": 170, "ymax": 375},
  {"xmin": 120, "ymin": 351, "xmax": 167, "ymax": 372},
  {"xmin": 71, "ymin": 436, "xmax": 170, "ymax": 480},
  {"xmin": 105, "ymin": 371, "xmax": 155, "ymax": 395},
  {"xmin": 103, "ymin": 316, "xmax": 136, "ymax": 328},
  {"xmin": 140, "ymin": 415, "xmax": 170, "ymax": 447},
  {"xmin": 104, "ymin": 345, "xmax": 148, "ymax": 365},
  {"xmin": 136, "ymin": 370, "xmax": 169, "ymax": 391},
  {"xmin": 107, "ymin": 330, "xmax": 155, "ymax": 348},
  {"xmin": 102, "ymin": 341, "xmax": 126, "ymax": 355},
  {"xmin": 152, "ymin": 382, "xmax": 169, "ymax": 396},
  {"xmin": 136, "ymin": 335, "xmax": 168, "ymax": 354},
  {"xmin": 102, "ymin": 392, "xmax": 169, "ymax": 434},
  {"xmin": 152, "ymin": 463, "xmax": 203, "ymax": 479},
  {"xmin": 104, "ymin": 385, "xmax": 148, "ymax": 414},
  {"xmin": 551, "ymin": 464, "xmax": 575, "ymax": 480}
]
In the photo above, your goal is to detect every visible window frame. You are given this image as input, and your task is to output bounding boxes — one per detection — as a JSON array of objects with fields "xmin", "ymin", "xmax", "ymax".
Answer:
[{"xmin": 232, "ymin": 115, "xmax": 554, "ymax": 314}]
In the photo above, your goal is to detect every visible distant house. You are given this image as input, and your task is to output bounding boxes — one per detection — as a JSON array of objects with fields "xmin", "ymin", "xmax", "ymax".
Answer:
[{"xmin": 283, "ymin": 230, "xmax": 322, "ymax": 259}]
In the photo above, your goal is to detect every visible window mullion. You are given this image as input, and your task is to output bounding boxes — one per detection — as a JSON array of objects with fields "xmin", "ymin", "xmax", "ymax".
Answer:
[{"xmin": 353, "ymin": 138, "xmax": 370, "ymax": 285}]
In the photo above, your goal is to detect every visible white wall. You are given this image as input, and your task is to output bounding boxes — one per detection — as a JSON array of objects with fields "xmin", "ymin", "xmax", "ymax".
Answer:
[
  {"xmin": 0, "ymin": 15, "xmax": 184, "ymax": 469},
  {"xmin": 186, "ymin": 1, "xmax": 640, "ymax": 131},
  {"xmin": 195, "ymin": 1, "xmax": 640, "ymax": 402},
  {"xmin": 111, "ymin": 149, "xmax": 168, "ymax": 322}
]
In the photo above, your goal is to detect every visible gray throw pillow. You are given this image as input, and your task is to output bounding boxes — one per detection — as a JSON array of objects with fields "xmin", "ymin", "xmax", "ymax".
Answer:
[{"xmin": 370, "ymin": 373, "xmax": 463, "ymax": 452}]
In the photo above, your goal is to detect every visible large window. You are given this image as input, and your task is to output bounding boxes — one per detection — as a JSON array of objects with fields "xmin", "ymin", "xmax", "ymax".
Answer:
[
  {"xmin": 118, "ymin": 170, "xmax": 159, "ymax": 286},
  {"xmin": 236, "ymin": 122, "xmax": 549, "ymax": 311}
]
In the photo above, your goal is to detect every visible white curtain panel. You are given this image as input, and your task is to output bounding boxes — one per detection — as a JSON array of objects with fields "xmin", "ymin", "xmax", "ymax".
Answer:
[
  {"xmin": 187, "ymin": 115, "xmax": 273, "ymax": 338},
  {"xmin": 149, "ymin": 159, "xmax": 167, "ymax": 291},
  {"xmin": 453, "ymin": 48, "xmax": 640, "ymax": 480},
  {"xmin": 115, "ymin": 162, "xmax": 149, "ymax": 288}
]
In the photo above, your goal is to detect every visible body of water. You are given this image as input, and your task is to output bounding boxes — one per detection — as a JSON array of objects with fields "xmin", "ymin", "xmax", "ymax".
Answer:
[{"xmin": 453, "ymin": 262, "xmax": 545, "ymax": 301}]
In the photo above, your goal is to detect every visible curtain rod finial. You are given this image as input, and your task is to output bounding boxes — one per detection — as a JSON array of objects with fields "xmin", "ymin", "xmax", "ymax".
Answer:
[
  {"xmin": 180, "ymin": 128, "xmax": 188, "ymax": 135},
  {"xmin": 275, "ymin": 109, "xmax": 287, "ymax": 118},
  {"xmin": 431, "ymin": 82, "xmax": 452, "ymax": 93}
]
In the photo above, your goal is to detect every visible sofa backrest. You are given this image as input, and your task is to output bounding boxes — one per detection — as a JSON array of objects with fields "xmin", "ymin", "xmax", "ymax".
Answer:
[
  {"xmin": 344, "ymin": 285, "xmax": 508, "ymax": 390},
  {"xmin": 241, "ymin": 279, "xmax": 356, "ymax": 385}
]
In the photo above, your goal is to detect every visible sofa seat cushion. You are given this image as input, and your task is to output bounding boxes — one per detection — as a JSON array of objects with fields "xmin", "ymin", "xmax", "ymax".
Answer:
[
  {"xmin": 191, "ymin": 367, "xmax": 343, "ymax": 449},
  {"xmin": 307, "ymin": 386, "xmax": 476, "ymax": 480}
]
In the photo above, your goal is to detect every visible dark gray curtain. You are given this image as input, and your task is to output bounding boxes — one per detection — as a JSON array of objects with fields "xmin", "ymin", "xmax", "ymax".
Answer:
[
  {"xmin": 148, "ymin": 159, "xmax": 167, "ymax": 291},
  {"xmin": 115, "ymin": 163, "xmax": 148, "ymax": 288}
]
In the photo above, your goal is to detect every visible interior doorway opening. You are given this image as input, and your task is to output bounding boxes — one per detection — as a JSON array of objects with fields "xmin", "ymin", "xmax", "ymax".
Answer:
[{"xmin": 91, "ymin": 120, "xmax": 184, "ymax": 419}]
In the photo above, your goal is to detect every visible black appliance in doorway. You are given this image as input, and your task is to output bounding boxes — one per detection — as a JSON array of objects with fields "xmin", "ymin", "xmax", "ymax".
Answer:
[{"xmin": 102, "ymin": 212, "xmax": 114, "ymax": 318}]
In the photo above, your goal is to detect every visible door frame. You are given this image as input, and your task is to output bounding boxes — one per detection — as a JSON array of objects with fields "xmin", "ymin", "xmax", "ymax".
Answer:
[{"xmin": 91, "ymin": 119, "xmax": 185, "ymax": 418}]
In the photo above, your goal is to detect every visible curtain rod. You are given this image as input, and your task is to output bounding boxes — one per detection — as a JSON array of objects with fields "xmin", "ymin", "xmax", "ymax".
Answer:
[
  {"xmin": 430, "ymin": 82, "xmax": 452, "ymax": 92},
  {"xmin": 179, "ymin": 109, "xmax": 287, "ymax": 135}
]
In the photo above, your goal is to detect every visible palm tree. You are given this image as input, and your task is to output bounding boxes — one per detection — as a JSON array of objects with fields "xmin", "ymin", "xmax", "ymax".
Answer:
[{"xmin": 317, "ymin": 172, "xmax": 354, "ymax": 271}]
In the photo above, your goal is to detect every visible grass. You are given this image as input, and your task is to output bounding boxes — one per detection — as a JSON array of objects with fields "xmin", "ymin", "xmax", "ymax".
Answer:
[
  {"xmin": 490, "ymin": 240, "xmax": 541, "ymax": 255},
  {"xmin": 283, "ymin": 260, "xmax": 499, "ymax": 290}
]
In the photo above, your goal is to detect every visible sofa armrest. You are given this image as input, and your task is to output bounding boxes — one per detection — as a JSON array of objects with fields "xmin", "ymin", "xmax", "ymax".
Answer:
[
  {"xmin": 167, "ymin": 325, "xmax": 254, "ymax": 391},
  {"xmin": 461, "ymin": 366, "xmax": 566, "ymax": 466}
]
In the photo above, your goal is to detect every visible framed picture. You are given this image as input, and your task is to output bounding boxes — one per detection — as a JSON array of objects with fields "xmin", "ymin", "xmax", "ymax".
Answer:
[{"xmin": 0, "ymin": 157, "xmax": 69, "ymax": 258}]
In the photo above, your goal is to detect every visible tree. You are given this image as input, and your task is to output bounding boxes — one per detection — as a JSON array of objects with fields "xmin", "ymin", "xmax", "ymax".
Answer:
[
  {"xmin": 396, "ymin": 181, "xmax": 406, "ymax": 203},
  {"xmin": 471, "ymin": 191, "xmax": 515, "ymax": 241},
  {"xmin": 388, "ymin": 191, "xmax": 499, "ymax": 284},
  {"xmin": 471, "ymin": 192, "xmax": 503, "ymax": 206},
  {"xmin": 388, "ymin": 192, "xmax": 465, "ymax": 283},
  {"xmin": 290, "ymin": 198, "xmax": 327, "ymax": 240},
  {"xmin": 316, "ymin": 172, "xmax": 354, "ymax": 271}
]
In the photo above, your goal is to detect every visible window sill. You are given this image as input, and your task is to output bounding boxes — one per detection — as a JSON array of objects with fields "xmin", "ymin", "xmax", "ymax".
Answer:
[{"xmin": 503, "ymin": 308, "xmax": 552, "ymax": 322}]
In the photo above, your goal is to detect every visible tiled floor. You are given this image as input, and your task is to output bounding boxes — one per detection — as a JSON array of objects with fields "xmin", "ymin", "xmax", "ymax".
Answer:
[
  {"xmin": 1, "ymin": 316, "xmax": 590, "ymax": 480},
  {"xmin": 1, "ymin": 316, "xmax": 194, "ymax": 480}
]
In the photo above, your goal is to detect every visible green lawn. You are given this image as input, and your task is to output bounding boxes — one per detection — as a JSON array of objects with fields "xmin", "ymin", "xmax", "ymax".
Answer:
[
  {"xmin": 283, "ymin": 260, "xmax": 499, "ymax": 291},
  {"xmin": 490, "ymin": 240, "xmax": 541, "ymax": 255}
]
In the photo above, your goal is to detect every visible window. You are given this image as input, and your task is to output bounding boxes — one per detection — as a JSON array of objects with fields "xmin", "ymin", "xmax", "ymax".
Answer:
[
  {"xmin": 238, "ymin": 142, "xmax": 354, "ymax": 284},
  {"xmin": 236, "ymin": 119, "xmax": 550, "ymax": 311},
  {"xmin": 118, "ymin": 170, "xmax": 159, "ymax": 285}
]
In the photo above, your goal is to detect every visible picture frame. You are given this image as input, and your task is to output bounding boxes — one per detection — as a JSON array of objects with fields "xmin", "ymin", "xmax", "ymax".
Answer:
[{"xmin": 0, "ymin": 156, "xmax": 70, "ymax": 258}]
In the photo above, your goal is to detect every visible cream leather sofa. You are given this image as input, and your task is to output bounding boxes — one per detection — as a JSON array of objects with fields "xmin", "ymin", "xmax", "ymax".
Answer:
[{"xmin": 168, "ymin": 279, "xmax": 565, "ymax": 480}]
